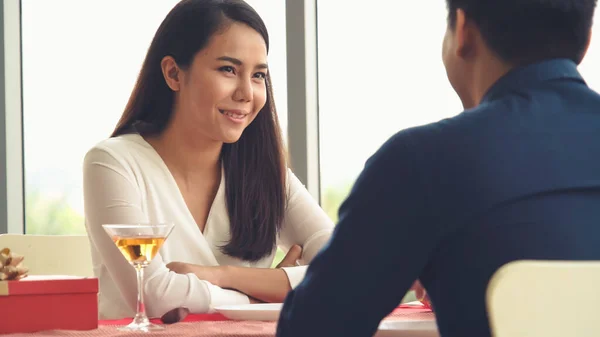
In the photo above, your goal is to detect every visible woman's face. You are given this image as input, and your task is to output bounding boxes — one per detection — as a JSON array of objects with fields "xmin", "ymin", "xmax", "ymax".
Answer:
[{"xmin": 164, "ymin": 21, "xmax": 268, "ymax": 144}]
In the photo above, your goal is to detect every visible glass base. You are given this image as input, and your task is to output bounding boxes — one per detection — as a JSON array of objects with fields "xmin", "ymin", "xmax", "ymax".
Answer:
[{"xmin": 116, "ymin": 317, "xmax": 164, "ymax": 332}]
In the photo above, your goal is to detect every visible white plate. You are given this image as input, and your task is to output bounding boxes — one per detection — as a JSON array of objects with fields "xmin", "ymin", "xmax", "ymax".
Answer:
[
  {"xmin": 375, "ymin": 320, "xmax": 439, "ymax": 337},
  {"xmin": 214, "ymin": 303, "xmax": 282, "ymax": 321}
]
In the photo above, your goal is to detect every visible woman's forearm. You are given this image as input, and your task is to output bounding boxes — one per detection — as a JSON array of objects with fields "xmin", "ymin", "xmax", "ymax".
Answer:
[
  {"xmin": 220, "ymin": 266, "xmax": 292, "ymax": 303},
  {"xmin": 167, "ymin": 246, "xmax": 304, "ymax": 304}
]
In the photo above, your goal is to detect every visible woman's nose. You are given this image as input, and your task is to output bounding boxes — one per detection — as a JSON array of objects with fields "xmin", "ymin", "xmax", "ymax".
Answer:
[{"xmin": 233, "ymin": 78, "xmax": 252, "ymax": 102}]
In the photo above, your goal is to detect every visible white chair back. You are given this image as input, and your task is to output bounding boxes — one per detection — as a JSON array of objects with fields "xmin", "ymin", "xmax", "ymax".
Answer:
[
  {"xmin": 0, "ymin": 234, "xmax": 93, "ymax": 277},
  {"xmin": 487, "ymin": 260, "xmax": 600, "ymax": 337}
]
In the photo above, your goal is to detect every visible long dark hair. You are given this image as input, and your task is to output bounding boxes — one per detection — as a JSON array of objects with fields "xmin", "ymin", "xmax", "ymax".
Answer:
[{"xmin": 112, "ymin": 0, "xmax": 287, "ymax": 261}]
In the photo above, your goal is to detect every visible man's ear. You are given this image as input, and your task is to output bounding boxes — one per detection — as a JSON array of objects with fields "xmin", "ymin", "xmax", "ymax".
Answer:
[
  {"xmin": 454, "ymin": 8, "xmax": 477, "ymax": 60},
  {"xmin": 161, "ymin": 56, "xmax": 182, "ymax": 91}
]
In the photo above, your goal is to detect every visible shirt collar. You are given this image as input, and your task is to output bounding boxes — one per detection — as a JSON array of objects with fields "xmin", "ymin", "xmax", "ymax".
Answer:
[{"xmin": 481, "ymin": 58, "xmax": 586, "ymax": 103}]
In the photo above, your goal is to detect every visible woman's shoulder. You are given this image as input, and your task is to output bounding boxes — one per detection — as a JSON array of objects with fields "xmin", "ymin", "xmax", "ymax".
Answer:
[
  {"xmin": 284, "ymin": 168, "xmax": 310, "ymax": 199},
  {"xmin": 88, "ymin": 133, "xmax": 149, "ymax": 152},
  {"xmin": 83, "ymin": 133, "xmax": 155, "ymax": 167}
]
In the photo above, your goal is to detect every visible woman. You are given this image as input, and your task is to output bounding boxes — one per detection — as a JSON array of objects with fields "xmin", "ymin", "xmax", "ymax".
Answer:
[{"xmin": 83, "ymin": 0, "xmax": 333, "ymax": 320}]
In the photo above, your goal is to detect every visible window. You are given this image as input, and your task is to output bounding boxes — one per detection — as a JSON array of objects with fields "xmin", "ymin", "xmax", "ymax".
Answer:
[
  {"xmin": 317, "ymin": 3, "xmax": 600, "ymax": 221},
  {"xmin": 317, "ymin": 2, "xmax": 462, "ymax": 221},
  {"xmin": 21, "ymin": 0, "xmax": 287, "ymax": 234}
]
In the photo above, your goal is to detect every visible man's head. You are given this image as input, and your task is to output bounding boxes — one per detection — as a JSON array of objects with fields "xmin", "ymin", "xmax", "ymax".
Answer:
[{"xmin": 442, "ymin": 0, "xmax": 597, "ymax": 108}]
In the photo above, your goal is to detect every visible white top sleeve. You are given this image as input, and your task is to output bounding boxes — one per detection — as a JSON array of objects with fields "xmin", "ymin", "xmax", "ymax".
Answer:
[
  {"xmin": 278, "ymin": 169, "xmax": 335, "ymax": 289},
  {"xmin": 83, "ymin": 148, "xmax": 248, "ymax": 318}
]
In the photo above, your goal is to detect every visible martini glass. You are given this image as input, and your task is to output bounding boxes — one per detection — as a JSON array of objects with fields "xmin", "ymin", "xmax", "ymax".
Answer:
[{"xmin": 102, "ymin": 223, "xmax": 174, "ymax": 332}]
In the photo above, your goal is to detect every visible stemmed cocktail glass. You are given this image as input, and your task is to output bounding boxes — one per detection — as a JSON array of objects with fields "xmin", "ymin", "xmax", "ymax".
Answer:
[{"xmin": 102, "ymin": 223, "xmax": 174, "ymax": 332}]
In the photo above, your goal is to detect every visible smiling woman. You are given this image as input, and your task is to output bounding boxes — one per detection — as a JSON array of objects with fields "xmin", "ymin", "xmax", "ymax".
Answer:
[{"xmin": 82, "ymin": 0, "xmax": 333, "ymax": 322}]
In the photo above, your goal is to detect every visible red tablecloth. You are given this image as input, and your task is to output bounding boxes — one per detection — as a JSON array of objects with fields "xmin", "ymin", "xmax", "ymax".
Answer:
[
  {"xmin": 97, "ymin": 312, "xmax": 230, "ymax": 326},
  {"xmin": 4, "ymin": 306, "xmax": 435, "ymax": 336}
]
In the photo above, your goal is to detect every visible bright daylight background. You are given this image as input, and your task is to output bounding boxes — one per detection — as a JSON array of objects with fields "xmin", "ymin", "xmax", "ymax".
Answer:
[{"xmin": 22, "ymin": 1, "xmax": 600, "ymax": 234}]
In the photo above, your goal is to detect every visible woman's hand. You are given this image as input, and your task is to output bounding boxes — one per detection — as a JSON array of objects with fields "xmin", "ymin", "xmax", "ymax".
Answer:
[
  {"xmin": 276, "ymin": 245, "xmax": 303, "ymax": 268},
  {"xmin": 166, "ymin": 262, "xmax": 227, "ymax": 288}
]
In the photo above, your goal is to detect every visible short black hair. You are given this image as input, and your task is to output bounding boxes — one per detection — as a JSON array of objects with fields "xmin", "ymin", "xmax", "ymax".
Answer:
[{"xmin": 446, "ymin": 0, "xmax": 597, "ymax": 65}]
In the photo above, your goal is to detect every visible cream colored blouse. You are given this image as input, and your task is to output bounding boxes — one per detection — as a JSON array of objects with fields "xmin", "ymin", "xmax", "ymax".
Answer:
[{"xmin": 83, "ymin": 134, "xmax": 334, "ymax": 319}]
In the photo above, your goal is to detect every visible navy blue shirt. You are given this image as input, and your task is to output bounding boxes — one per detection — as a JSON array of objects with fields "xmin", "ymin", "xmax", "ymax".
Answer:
[{"xmin": 276, "ymin": 59, "xmax": 600, "ymax": 337}]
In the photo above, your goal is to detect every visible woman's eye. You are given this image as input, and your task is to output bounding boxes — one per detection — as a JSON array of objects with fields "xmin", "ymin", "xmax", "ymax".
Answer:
[
  {"xmin": 219, "ymin": 66, "xmax": 236, "ymax": 74},
  {"xmin": 254, "ymin": 72, "xmax": 266, "ymax": 80}
]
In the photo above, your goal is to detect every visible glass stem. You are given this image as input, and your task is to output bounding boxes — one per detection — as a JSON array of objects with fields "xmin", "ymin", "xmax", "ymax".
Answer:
[{"xmin": 134, "ymin": 264, "xmax": 149, "ymax": 323}]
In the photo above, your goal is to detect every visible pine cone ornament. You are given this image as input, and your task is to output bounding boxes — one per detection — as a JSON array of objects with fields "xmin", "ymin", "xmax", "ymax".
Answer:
[{"xmin": 0, "ymin": 248, "xmax": 29, "ymax": 281}]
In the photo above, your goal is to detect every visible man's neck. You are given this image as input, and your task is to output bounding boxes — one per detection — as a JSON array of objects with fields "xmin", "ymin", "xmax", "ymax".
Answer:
[{"xmin": 464, "ymin": 56, "xmax": 513, "ymax": 109}]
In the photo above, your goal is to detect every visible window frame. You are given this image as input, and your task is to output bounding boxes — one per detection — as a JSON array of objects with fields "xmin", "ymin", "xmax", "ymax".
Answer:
[
  {"xmin": 1, "ymin": 0, "xmax": 25, "ymax": 234},
  {"xmin": 285, "ymin": 0, "xmax": 321, "ymax": 202}
]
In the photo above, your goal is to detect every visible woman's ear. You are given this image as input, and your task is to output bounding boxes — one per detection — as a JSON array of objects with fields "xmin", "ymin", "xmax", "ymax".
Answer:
[{"xmin": 161, "ymin": 56, "xmax": 182, "ymax": 91}]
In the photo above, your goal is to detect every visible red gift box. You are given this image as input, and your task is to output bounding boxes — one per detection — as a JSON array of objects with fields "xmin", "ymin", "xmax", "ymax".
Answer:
[{"xmin": 0, "ymin": 275, "xmax": 98, "ymax": 334}]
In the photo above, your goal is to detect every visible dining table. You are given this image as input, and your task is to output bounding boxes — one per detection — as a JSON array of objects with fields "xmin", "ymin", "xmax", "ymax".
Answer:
[{"xmin": 2, "ymin": 305, "xmax": 437, "ymax": 337}]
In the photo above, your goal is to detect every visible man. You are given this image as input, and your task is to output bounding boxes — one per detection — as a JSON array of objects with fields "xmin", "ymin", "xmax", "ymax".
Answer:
[{"xmin": 276, "ymin": 1, "xmax": 600, "ymax": 336}]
